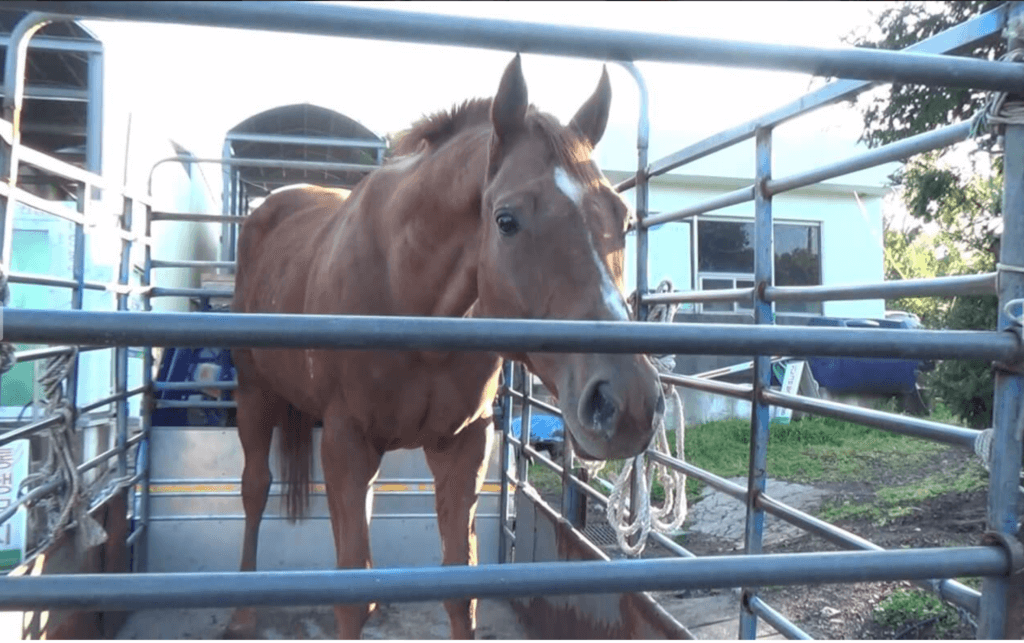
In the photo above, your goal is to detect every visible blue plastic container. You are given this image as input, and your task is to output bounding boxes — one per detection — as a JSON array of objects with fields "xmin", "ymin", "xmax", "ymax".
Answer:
[{"xmin": 805, "ymin": 317, "xmax": 926, "ymax": 394}]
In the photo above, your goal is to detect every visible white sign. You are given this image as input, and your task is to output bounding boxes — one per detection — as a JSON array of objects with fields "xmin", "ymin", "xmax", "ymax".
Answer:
[
  {"xmin": 771, "ymin": 361, "xmax": 806, "ymax": 425},
  {"xmin": 0, "ymin": 440, "xmax": 28, "ymax": 572}
]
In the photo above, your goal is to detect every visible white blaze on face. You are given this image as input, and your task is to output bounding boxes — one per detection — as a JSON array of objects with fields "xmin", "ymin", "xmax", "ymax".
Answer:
[{"xmin": 554, "ymin": 166, "xmax": 585, "ymax": 207}]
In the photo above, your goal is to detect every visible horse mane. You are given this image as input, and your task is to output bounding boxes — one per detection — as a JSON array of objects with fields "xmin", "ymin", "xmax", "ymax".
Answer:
[{"xmin": 391, "ymin": 97, "xmax": 600, "ymax": 184}]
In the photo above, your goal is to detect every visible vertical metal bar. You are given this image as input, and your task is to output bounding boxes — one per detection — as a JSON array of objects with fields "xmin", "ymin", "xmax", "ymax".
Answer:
[
  {"xmin": 516, "ymin": 363, "xmax": 532, "ymax": 487},
  {"xmin": 617, "ymin": 60, "xmax": 651, "ymax": 555},
  {"xmin": 497, "ymin": 360, "xmax": 514, "ymax": 564},
  {"xmin": 134, "ymin": 200, "xmax": 155, "ymax": 573},
  {"xmin": 219, "ymin": 140, "xmax": 233, "ymax": 267},
  {"xmin": 85, "ymin": 50, "xmax": 103, "ymax": 200},
  {"xmin": 66, "ymin": 182, "xmax": 86, "ymax": 414},
  {"xmin": 115, "ymin": 196, "xmax": 132, "ymax": 479},
  {"xmin": 740, "ymin": 127, "xmax": 774, "ymax": 639},
  {"xmin": 979, "ymin": 11, "xmax": 1024, "ymax": 631}
]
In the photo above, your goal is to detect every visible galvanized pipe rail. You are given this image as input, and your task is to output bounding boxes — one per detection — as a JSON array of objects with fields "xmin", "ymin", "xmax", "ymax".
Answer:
[
  {"xmin": 0, "ymin": 546, "xmax": 1007, "ymax": 612},
  {"xmin": 4, "ymin": 308, "xmax": 1021, "ymax": 363},
  {"xmin": 10, "ymin": 2, "xmax": 1024, "ymax": 92}
]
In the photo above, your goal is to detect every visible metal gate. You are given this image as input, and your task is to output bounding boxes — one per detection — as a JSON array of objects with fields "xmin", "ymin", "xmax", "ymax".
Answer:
[{"xmin": 0, "ymin": 2, "xmax": 1022, "ymax": 640}]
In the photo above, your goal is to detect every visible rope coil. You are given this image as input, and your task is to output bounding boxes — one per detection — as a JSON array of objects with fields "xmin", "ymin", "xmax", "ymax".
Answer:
[
  {"xmin": 17, "ymin": 348, "xmax": 108, "ymax": 553},
  {"xmin": 578, "ymin": 279, "xmax": 688, "ymax": 556}
]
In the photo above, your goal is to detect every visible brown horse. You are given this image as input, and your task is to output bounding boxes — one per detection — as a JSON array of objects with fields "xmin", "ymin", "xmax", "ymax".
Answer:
[{"xmin": 230, "ymin": 55, "xmax": 665, "ymax": 639}]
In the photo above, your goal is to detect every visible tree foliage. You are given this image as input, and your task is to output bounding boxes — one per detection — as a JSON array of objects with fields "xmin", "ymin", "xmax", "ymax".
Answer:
[{"xmin": 847, "ymin": 1, "xmax": 1005, "ymax": 427}]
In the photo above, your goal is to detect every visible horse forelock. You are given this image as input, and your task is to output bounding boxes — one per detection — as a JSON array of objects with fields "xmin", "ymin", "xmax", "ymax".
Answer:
[{"xmin": 391, "ymin": 98, "xmax": 601, "ymax": 187}]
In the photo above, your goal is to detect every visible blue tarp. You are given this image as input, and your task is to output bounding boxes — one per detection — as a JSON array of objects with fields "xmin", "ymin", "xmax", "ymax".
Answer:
[{"xmin": 511, "ymin": 414, "xmax": 564, "ymax": 443}]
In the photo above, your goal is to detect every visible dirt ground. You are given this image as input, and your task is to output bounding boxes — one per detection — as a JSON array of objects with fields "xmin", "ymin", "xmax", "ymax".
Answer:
[{"xmin": 657, "ymin": 446, "xmax": 1013, "ymax": 640}]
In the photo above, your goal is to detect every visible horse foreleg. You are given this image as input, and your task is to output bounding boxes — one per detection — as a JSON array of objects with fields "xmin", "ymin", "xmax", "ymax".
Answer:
[
  {"xmin": 424, "ymin": 417, "xmax": 494, "ymax": 640},
  {"xmin": 322, "ymin": 413, "xmax": 383, "ymax": 639}
]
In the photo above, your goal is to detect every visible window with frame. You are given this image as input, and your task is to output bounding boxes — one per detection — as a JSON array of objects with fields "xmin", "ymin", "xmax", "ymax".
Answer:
[{"xmin": 696, "ymin": 217, "xmax": 822, "ymax": 314}]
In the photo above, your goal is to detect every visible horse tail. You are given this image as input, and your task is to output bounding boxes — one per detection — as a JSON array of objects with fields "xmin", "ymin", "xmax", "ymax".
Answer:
[{"xmin": 278, "ymin": 403, "xmax": 314, "ymax": 523}]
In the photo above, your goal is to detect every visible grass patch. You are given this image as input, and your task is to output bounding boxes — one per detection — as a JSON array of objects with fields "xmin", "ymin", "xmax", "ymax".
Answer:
[
  {"xmin": 873, "ymin": 589, "xmax": 961, "ymax": 638},
  {"xmin": 819, "ymin": 461, "xmax": 987, "ymax": 525},
  {"xmin": 523, "ymin": 401, "xmax": 980, "ymax": 519}
]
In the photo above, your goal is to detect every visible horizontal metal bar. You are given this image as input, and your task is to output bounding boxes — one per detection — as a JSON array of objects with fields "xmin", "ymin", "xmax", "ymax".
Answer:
[
  {"xmin": 0, "ymin": 415, "xmax": 63, "ymax": 448},
  {"xmin": 6, "ymin": 308, "xmax": 1020, "ymax": 362},
  {"xmin": 13, "ymin": 345, "xmax": 74, "ymax": 363},
  {"xmin": 642, "ymin": 186, "xmax": 754, "ymax": 227},
  {"xmin": 153, "ymin": 400, "xmax": 235, "ymax": 409},
  {"xmin": 13, "ymin": 345, "xmax": 107, "ymax": 363},
  {"xmin": 152, "ymin": 381, "xmax": 238, "ymax": 391},
  {"xmin": 0, "ymin": 33, "xmax": 104, "ymax": 54},
  {"xmin": 643, "ymin": 287, "xmax": 755, "ymax": 305},
  {"xmin": 19, "ymin": 2, "xmax": 1024, "ymax": 91},
  {"xmin": 0, "ymin": 479, "xmax": 61, "ymax": 527},
  {"xmin": 0, "ymin": 546, "xmax": 1006, "ymax": 611},
  {"xmin": 755, "ymin": 493, "xmax": 980, "ymax": 615},
  {"xmin": 765, "ymin": 273, "xmax": 997, "ymax": 303},
  {"xmin": 147, "ymin": 513, "xmax": 498, "ymax": 522},
  {"xmin": 639, "ymin": 4, "xmax": 1009, "ymax": 182},
  {"xmin": 647, "ymin": 450, "xmax": 749, "ymax": 504},
  {"xmin": 503, "ymin": 388, "xmax": 562, "ymax": 416},
  {"xmin": 660, "ymin": 372, "xmax": 754, "ymax": 401},
  {"xmin": 78, "ymin": 445, "xmax": 121, "ymax": 475},
  {"xmin": 148, "ymin": 287, "xmax": 233, "ymax": 299},
  {"xmin": 225, "ymin": 132, "xmax": 386, "ymax": 149},
  {"xmin": 760, "ymin": 389, "xmax": 980, "ymax": 449},
  {"xmin": 766, "ymin": 121, "xmax": 972, "ymax": 196},
  {"xmin": 16, "ymin": 142, "xmax": 107, "ymax": 190},
  {"xmin": 150, "ymin": 259, "xmax": 235, "ymax": 269},
  {"xmin": 747, "ymin": 596, "xmax": 812, "ymax": 640},
  {"xmin": 182, "ymin": 156, "xmax": 377, "ymax": 173},
  {"xmin": 79, "ymin": 386, "xmax": 146, "ymax": 414},
  {"xmin": 692, "ymin": 357, "xmax": 784, "ymax": 380},
  {"xmin": 150, "ymin": 211, "xmax": 247, "ymax": 224},
  {"xmin": 6, "ymin": 186, "xmax": 86, "ymax": 225},
  {"xmin": 7, "ymin": 272, "xmax": 79, "ymax": 290},
  {"xmin": 126, "ymin": 524, "xmax": 145, "ymax": 547}
]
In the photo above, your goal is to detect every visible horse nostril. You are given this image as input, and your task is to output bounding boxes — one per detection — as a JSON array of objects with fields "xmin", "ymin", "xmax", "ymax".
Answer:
[{"xmin": 588, "ymin": 381, "xmax": 618, "ymax": 428}]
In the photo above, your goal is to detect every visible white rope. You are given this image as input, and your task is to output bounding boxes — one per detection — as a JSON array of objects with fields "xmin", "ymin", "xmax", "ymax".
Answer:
[
  {"xmin": 971, "ymin": 49, "xmax": 1024, "ymax": 140},
  {"xmin": 18, "ymin": 349, "xmax": 108, "ymax": 552},
  {"xmin": 579, "ymin": 279, "xmax": 688, "ymax": 556}
]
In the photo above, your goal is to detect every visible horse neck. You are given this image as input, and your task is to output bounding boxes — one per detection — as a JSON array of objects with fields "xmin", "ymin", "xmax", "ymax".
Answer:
[{"xmin": 384, "ymin": 128, "xmax": 490, "ymax": 318}]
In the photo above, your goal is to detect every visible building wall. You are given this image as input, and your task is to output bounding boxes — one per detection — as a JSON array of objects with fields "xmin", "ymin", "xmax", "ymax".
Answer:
[{"xmin": 616, "ymin": 174, "xmax": 887, "ymax": 320}]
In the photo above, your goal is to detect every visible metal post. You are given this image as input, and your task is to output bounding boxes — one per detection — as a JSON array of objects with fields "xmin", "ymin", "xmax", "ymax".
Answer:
[
  {"xmin": 67, "ymin": 181, "xmax": 86, "ymax": 413},
  {"xmin": 617, "ymin": 60, "xmax": 651, "ymax": 555},
  {"xmin": 115, "ymin": 196, "xmax": 132, "ymax": 479},
  {"xmin": 516, "ymin": 363, "xmax": 532, "ymax": 487},
  {"xmin": 739, "ymin": 127, "xmax": 773, "ymax": 639},
  {"xmin": 979, "ymin": 8, "xmax": 1024, "ymax": 634},
  {"xmin": 85, "ymin": 49, "xmax": 103, "ymax": 200},
  {"xmin": 133, "ymin": 199, "xmax": 155, "ymax": 573},
  {"xmin": 219, "ymin": 140, "xmax": 233, "ymax": 267},
  {"xmin": 497, "ymin": 360, "xmax": 514, "ymax": 564}
]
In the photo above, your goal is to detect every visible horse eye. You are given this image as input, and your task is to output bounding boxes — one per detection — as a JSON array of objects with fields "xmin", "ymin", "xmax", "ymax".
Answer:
[{"xmin": 495, "ymin": 210, "xmax": 520, "ymax": 236}]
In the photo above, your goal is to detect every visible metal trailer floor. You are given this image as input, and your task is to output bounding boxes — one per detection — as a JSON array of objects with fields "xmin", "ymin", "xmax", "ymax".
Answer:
[{"xmin": 115, "ymin": 600, "xmax": 528, "ymax": 639}]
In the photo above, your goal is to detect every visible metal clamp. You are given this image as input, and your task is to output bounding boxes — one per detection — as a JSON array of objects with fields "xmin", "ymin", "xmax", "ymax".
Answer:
[{"xmin": 982, "ymin": 530, "xmax": 1024, "ymax": 577}]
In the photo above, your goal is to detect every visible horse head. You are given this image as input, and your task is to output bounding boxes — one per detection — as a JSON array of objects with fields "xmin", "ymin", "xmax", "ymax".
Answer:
[{"xmin": 474, "ymin": 55, "xmax": 665, "ymax": 461}]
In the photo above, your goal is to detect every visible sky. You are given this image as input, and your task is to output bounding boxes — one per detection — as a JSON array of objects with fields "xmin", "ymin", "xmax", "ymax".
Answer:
[{"xmin": 79, "ymin": 1, "xmax": 893, "ymax": 185}]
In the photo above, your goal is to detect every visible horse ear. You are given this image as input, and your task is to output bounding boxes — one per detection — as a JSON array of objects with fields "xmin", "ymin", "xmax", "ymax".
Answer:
[
  {"xmin": 491, "ymin": 54, "xmax": 529, "ymax": 143},
  {"xmin": 570, "ymin": 65, "xmax": 612, "ymax": 148}
]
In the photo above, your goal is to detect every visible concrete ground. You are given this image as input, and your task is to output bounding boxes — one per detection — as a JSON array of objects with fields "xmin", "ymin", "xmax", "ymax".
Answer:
[{"xmin": 116, "ymin": 599, "xmax": 527, "ymax": 640}]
